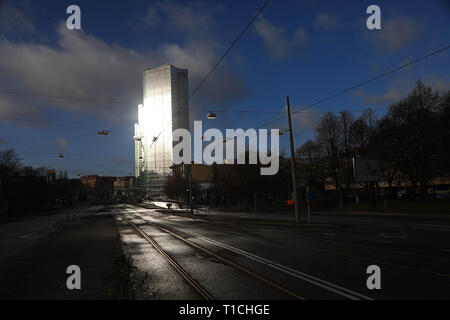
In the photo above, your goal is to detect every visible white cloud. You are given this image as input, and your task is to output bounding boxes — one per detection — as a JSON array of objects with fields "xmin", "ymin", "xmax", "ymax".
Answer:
[
  {"xmin": 292, "ymin": 109, "xmax": 322, "ymax": 132},
  {"xmin": 254, "ymin": 16, "xmax": 307, "ymax": 59},
  {"xmin": 364, "ymin": 16, "xmax": 423, "ymax": 52},
  {"xmin": 354, "ymin": 76, "xmax": 450, "ymax": 106},
  {"xmin": 0, "ymin": 2, "xmax": 34, "ymax": 33},
  {"xmin": 144, "ymin": 0, "xmax": 225, "ymax": 36},
  {"xmin": 354, "ymin": 87, "xmax": 409, "ymax": 106},
  {"xmin": 268, "ymin": 107, "xmax": 321, "ymax": 136},
  {"xmin": 313, "ymin": 12, "xmax": 339, "ymax": 31},
  {"xmin": 0, "ymin": 22, "xmax": 250, "ymax": 123},
  {"xmin": 111, "ymin": 156, "xmax": 133, "ymax": 165},
  {"xmin": 0, "ymin": 95, "xmax": 41, "ymax": 120},
  {"xmin": 55, "ymin": 138, "xmax": 69, "ymax": 150}
]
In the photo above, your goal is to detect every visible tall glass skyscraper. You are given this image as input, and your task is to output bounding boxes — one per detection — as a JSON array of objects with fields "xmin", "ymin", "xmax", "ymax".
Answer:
[{"xmin": 134, "ymin": 64, "xmax": 189, "ymax": 196}]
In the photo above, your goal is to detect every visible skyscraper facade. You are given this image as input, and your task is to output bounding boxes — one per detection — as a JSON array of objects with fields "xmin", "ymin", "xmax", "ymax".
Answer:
[{"xmin": 134, "ymin": 64, "xmax": 189, "ymax": 196}]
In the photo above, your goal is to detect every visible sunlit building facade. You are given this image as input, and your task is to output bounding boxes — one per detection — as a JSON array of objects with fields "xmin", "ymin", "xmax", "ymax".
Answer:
[{"xmin": 134, "ymin": 64, "xmax": 189, "ymax": 196}]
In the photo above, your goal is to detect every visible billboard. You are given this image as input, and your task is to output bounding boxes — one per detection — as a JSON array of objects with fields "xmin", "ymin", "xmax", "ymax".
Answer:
[{"xmin": 353, "ymin": 158, "xmax": 381, "ymax": 182}]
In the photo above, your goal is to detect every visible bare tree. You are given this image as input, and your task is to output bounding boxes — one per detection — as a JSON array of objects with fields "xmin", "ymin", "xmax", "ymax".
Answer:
[
  {"xmin": 383, "ymin": 81, "xmax": 441, "ymax": 198},
  {"xmin": 316, "ymin": 113, "xmax": 344, "ymax": 206},
  {"xmin": 0, "ymin": 149, "xmax": 22, "ymax": 179},
  {"xmin": 296, "ymin": 140, "xmax": 324, "ymax": 187}
]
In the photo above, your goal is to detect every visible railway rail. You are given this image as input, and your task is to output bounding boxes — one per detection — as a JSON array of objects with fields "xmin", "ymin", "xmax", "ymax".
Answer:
[{"xmin": 125, "ymin": 215, "xmax": 305, "ymax": 300}]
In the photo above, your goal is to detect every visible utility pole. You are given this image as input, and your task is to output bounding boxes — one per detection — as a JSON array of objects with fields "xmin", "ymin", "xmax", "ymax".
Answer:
[
  {"xmin": 286, "ymin": 96, "xmax": 300, "ymax": 223},
  {"xmin": 0, "ymin": 180, "xmax": 4, "ymax": 225},
  {"xmin": 189, "ymin": 163, "xmax": 193, "ymax": 215},
  {"xmin": 340, "ymin": 112, "xmax": 348, "ymax": 209}
]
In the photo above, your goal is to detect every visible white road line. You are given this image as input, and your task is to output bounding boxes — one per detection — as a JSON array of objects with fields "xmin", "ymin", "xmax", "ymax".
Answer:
[
  {"xmin": 411, "ymin": 223, "xmax": 450, "ymax": 229},
  {"xmin": 133, "ymin": 211, "xmax": 373, "ymax": 300},
  {"xmin": 189, "ymin": 231, "xmax": 373, "ymax": 300}
]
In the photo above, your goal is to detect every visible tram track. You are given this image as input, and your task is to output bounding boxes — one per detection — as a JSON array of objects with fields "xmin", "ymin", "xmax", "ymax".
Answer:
[
  {"xmin": 124, "ymin": 215, "xmax": 305, "ymax": 300},
  {"xmin": 114, "ymin": 205, "xmax": 450, "ymax": 299}
]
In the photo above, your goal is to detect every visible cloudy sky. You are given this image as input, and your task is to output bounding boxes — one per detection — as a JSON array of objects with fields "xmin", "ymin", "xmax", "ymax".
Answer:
[{"xmin": 0, "ymin": 0, "xmax": 449, "ymax": 177}]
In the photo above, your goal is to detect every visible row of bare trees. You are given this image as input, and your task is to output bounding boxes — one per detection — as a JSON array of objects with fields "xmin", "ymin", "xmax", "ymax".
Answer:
[
  {"xmin": 0, "ymin": 149, "xmax": 87, "ymax": 218},
  {"xmin": 165, "ymin": 81, "xmax": 449, "ymax": 209},
  {"xmin": 296, "ymin": 81, "xmax": 450, "ymax": 200}
]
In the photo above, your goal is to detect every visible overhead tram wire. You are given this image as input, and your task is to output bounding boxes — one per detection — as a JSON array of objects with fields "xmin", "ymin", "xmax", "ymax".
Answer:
[
  {"xmin": 145, "ymin": 44, "xmax": 450, "ymax": 150},
  {"xmin": 144, "ymin": 0, "xmax": 272, "ymax": 152},
  {"xmin": 0, "ymin": 105, "xmax": 388, "ymax": 138},
  {"xmin": 1, "ymin": 0, "xmax": 273, "ymax": 140},
  {"xmin": 2, "ymin": 138, "xmax": 134, "ymax": 160},
  {"xmin": 0, "ymin": 1, "xmax": 274, "ymax": 170},
  {"xmin": 0, "ymin": 90, "xmax": 132, "ymax": 106},
  {"xmin": 17, "ymin": 150, "xmax": 134, "ymax": 159},
  {"xmin": 2, "ymin": 34, "xmax": 446, "ymax": 161},
  {"xmin": 207, "ymin": 44, "xmax": 450, "ymax": 147},
  {"xmin": 3, "ymin": 43, "xmax": 448, "ymax": 143},
  {"xmin": 187, "ymin": 0, "xmax": 272, "ymax": 103},
  {"xmin": 258, "ymin": 44, "xmax": 450, "ymax": 129},
  {"xmin": 209, "ymin": 106, "xmax": 390, "ymax": 114},
  {"xmin": 3, "ymin": 43, "xmax": 447, "ymax": 130},
  {"xmin": 0, "ymin": 0, "xmax": 271, "ymax": 131},
  {"xmin": 0, "ymin": 116, "xmax": 134, "ymax": 136}
]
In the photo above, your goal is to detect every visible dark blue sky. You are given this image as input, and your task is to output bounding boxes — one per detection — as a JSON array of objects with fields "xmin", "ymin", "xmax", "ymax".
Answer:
[{"xmin": 0, "ymin": 0, "xmax": 449, "ymax": 177}]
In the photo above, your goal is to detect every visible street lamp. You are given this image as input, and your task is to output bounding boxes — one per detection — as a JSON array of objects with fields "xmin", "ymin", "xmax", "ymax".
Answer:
[
  {"xmin": 58, "ymin": 154, "xmax": 64, "ymax": 159},
  {"xmin": 134, "ymin": 136, "xmax": 146, "ymax": 194},
  {"xmin": 203, "ymin": 104, "xmax": 300, "ymax": 223},
  {"xmin": 274, "ymin": 129, "xmax": 288, "ymax": 136},
  {"xmin": 134, "ymin": 135, "xmax": 158, "ymax": 197},
  {"xmin": 97, "ymin": 130, "xmax": 111, "ymax": 135},
  {"xmin": 207, "ymin": 112, "xmax": 217, "ymax": 119},
  {"xmin": 285, "ymin": 96, "xmax": 300, "ymax": 223}
]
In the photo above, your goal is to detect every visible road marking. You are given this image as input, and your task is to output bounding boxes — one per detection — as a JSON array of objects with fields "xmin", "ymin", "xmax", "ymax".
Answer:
[
  {"xmin": 133, "ymin": 216, "xmax": 305, "ymax": 300},
  {"xmin": 370, "ymin": 239, "xmax": 392, "ymax": 244},
  {"xmin": 184, "ymin": 213, "xmax": 450, "ymax": 263},
  {"xmin": 186, "ymin": 230, "xmax": 373, "ymax": 300},
  {"xmin": 321, "ymin": 232, "xmax": 337, "ymax": 237},
  {"xmin": 129, "ymin": 206, "xmax": 450, "ymax": 269},
  {"xmin": 132, "ymin": 212, "xmax": 372, "ymax": 300},
  {"xmin": 131, "ymin": 207, "xmax": 450, "ymax": 297},
  {"xmin": 410, "ymin": 223, "xmax": 450, "ymax": 230},
  {"xmin": 377, "ymin": 233, "xmax": 407, "ymax": 239},
  {"xmin": 126, "ymin": 219, "xmax": 213, "ymax": 300}
]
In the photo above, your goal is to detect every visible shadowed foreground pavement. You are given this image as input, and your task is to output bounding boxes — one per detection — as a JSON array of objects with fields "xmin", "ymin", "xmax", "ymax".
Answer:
[{"xmin": 0, "ymin": 213, "xmax": 132, "ymax": 299}]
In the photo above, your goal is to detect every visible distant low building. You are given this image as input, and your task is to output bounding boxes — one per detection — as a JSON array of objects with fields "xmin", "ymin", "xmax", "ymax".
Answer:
[
  {"xmin": 46, "ymin": 169, "xmax": 56, "ymax": 184},
  {"xmin": 170, "ymin": 163, "xmax": 215, "ymax": 184},
  {"xmin": 80, "ymin": 175, "xmax": 115, "ymax": 196},
  {"xmin": 80, "ymin": 175, "xmax": 99, "ymax": 188},
  {"xmin": 168, "ymin": 163, "xmax": 262, "ymax": 204},
  {"xmin": 114, "ymin": 176, "xmax": 135, "ymax": 195}
]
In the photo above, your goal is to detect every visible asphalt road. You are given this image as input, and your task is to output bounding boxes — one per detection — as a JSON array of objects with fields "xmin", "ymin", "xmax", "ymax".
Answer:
[
  {"xmin": 0, "ymin": 211, "xmax": 131, "ymax": 299},
  {"xmin": 113, "ymin": 204, "xmax": 450, "ymax": 300}
]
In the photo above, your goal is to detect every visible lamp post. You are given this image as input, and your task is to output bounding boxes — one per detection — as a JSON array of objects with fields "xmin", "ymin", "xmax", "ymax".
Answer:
[
  {"xmin": 134, "ymin": 136, "xmax": 148, "ymax": 197},
  {"xmin": 206, "ymin": 104, "xmax": 300, "ymax": 223},
  {"xmin": 286, "ymin": 96, "xmax": 300, "ymax": 223},
  {"xmin": 188, "ymin": 163, "xmax": 193, "ymax": 215},
  {"xmin": 339, "ymin": 112, "xmax": 348, "ymax": 209}
]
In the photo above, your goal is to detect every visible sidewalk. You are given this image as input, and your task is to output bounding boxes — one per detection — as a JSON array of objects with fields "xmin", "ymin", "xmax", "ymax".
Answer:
[{"xmin": 0, "ymin": 212, "xmax": 132, "ymax": 299}]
